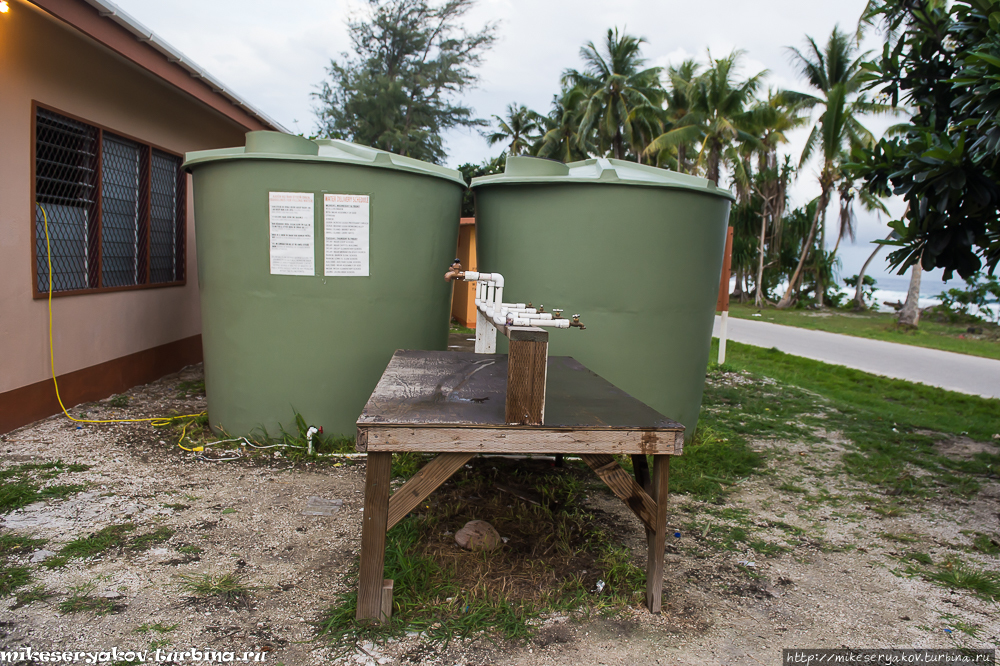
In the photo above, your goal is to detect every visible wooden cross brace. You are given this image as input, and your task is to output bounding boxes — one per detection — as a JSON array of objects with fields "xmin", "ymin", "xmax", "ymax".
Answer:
[{"xmin": 356, "ymin": 450, "xmax": 670, "ymax": 622}]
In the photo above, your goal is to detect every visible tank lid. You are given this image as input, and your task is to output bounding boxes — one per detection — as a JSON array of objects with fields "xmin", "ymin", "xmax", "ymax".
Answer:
[
  {"xmin": 183, "ymin": 131, "xmax": 467, "ymax": 187},
  {"xmin": 471, "ymin": 156, "xmax": 735, "ymax": 200}
]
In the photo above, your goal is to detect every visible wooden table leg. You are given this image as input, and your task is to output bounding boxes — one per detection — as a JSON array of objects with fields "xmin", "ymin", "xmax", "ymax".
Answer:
[
  {"xmin": 357, "ymin": 452, "xmax": 392, "ymax": 621},
  {"xmin": 646, "ymin": 455, "xmax": 670, "ymax": 613}
]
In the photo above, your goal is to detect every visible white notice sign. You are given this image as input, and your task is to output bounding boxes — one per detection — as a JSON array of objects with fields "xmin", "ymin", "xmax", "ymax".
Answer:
[
  {"xmin": 269, "ymin": 192, "xmax": 315, "ymax": 276},
  {"xmin": 324, "ymin": 194, "xmax": 370, "ymax": 277}
]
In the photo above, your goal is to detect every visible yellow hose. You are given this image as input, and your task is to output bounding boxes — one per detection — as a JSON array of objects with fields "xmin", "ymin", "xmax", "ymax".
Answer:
[{"xmin": 38, "ymin": 203, "xmax": 206, "ymax": 451}]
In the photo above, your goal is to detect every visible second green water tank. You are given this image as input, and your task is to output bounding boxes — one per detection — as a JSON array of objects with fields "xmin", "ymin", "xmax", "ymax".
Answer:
[
  {"xmin": 471, "ymin": 156, "xmax": 734, "ymax": 438},
  {"xmin": 184, "ymin": 132, "xmax": 465, "ymax": 437}
]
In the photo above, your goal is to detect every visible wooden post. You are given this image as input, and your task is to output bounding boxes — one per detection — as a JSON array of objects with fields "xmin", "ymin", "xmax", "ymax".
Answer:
[
  {"xmin": 717, "ymin": 227, "xmax": 734, "ymax": 365},
  {"xmin": 381, "ymin": 579, "xmax": 394, "ymax": 621},
  {"xmin": 356, "ymin": 452, "xmax": 392, "ymax": 621},
  {"xmin": 505, "ymin": 326, "xmax": 548, "ymax": 425},
  {"xmin": 645, "ymin": 455, "xmax": 670, "ymax": 613}
]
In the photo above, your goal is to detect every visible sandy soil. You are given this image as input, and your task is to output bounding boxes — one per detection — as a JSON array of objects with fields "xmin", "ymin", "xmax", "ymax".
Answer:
[{"xmin": 1, "ymin": 364, "xmax": 998, "ymax": 665}]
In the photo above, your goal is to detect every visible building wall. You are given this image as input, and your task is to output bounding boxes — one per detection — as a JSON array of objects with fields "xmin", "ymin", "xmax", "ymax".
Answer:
[
  {"xmin": 450, "ymin": 218, "xmax": 477, "ymax": 328},
  {"xmin": 0, "ymin": 2, "xmax": 253, "ymax": 430}
]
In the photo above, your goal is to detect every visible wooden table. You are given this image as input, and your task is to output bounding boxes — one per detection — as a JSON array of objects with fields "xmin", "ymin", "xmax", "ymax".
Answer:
[{"xmin": 354, "ymin": 350, "xmax": 684, "ymax": 621}]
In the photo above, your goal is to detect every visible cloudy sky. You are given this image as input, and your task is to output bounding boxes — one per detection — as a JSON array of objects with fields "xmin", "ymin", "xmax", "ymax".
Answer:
[{"xmin": 111, "ymin": 0, "xmax": 952, "ymax": 294}]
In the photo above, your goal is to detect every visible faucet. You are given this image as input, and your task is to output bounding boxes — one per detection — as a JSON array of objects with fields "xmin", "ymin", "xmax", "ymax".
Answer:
[
  {"xmin": 570, "ymin": 314, "xmax": 586, "ymax": 330},
  {"xmin": 444, "ymin": 259, "xmax": 464, "ymax": 282}
]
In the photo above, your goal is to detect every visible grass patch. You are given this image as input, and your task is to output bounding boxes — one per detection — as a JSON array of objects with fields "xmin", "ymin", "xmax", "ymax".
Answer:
[
  {"xmin": 392, "ymin": 452, "xmax": 425, "ymax": 480},
  {"xmin": 0, "ymin": 460, "xmax": 89, "ymax": 513},
  {"xmin": 0, "ymin": 564, "xmax": 31, "ymax": 596},
  {"xmin": 882, "ymin": 531, "xmax": 920, "ymax": 543},
  {"xmin": 710, "ymin": 340, "xmax": 1000, "ymax": 498},
  {"xmin": 0, "ymin": 482, "xmax": 85, "ymax": 513},
  {"xmin": 449, "ymin": 320, "xmax": 475, "ymax": 336},
  {"xmin": 972, "ymin": 533, "xmax": 1000, "ymax": 556},
  {"xmin": 12, "ymin": 585, "xmax": 53, "ymax": 609},
  {"xmin": 108, "ymin": 394, "xmax": 129, "ymax": 408},
  {"xmin": 668, "ymin": 425, "xmax": 764, "ymax": 502},
  {"xmin": 319, "ymin": 457, "xmax": 653, "ymax": 648},
  {"xmin": 61, "ymin": 523, "xmax": 134, "ymax": 559},
  {"xmin": 190, "ymin": 411, "xmax": 356, "ymax": 461},
  {"xmin": 749, "ymin": 539, "xmax": 788, "ymax": 557},
  {"xmin": 0, "ymin": 533, "xmax": 46, "ymax": 556},
  {"xmin": 134, "ymin": 622, "xmax": 178, "ymax": 634},
  {"xmin": 926, "ymin": 561, "xmax": 1000, "ymax": 600},
  {"xmin": 178, "ymin": 573, "xmax": 252, "ymax": 606},
  {"xmin": 0, "ymin": 460, "xmax": 90, "ymax": 481},
  {"xmin": 129, "ymin": 527, "xmax": 175, "ymax": 551},
  {"xmin": 726, "ymin": 301, "xmax": 1000, "ymax": 360},
  {"xmin": 39, "ymin": 555, "xmax": 68, "ymax": 569},
  {"xmin": 176, "ymin": 379, "xmax": 206, "ymax": 398},
  {"xmin": 177, "ymin": 545, "xmax": 203, "ymax": 555},
  {"xmin": 713, "ymin": 340, "xmax": 998, "ymax": 441},
  {"xmin": 58, "ymin": 582, "xmax": 117, "ymax": 615}
]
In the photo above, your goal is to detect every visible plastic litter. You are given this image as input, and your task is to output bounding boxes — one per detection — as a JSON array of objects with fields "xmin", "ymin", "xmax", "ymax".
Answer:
[
  {"xmin": 674, "ymin": 531, "xmax": 681, "ymax": 538},
  {"xmin": 737, "ymin": 560, "xmax": 756, "ymax": 567},
  {"xmin": 593, "ymin": 580, "xmax": 605, "ymax": 594}
]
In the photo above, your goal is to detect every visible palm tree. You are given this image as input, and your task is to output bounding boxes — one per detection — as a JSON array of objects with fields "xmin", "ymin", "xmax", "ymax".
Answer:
[
  {"xmin": 536, "ymin": 88, "xmax": 594, "ymax": 162},
  {"xmin": 775, "ymin": 26, "xmax": 888, "ymax": 309},
  {"xmin": 563, "ymin": 28, "xmax": 663, "ymax": 160},
  {"xmin": 657, "ymin": 60, "xmax": 702, "ymax": 173},
  {"xmin": 830, "ymin": 175, "xmax": 889, "ymax": 258},
  {"xmin": 644, "ymin": 50, "xmax": 765, "ymax": 184},
  {"xmin": 744, "ymin": 92, "xmax": 809, "ymax": 306},
  {"xmin": 486, "ymin": 104, "xmax": 541, "ymax": 157}
]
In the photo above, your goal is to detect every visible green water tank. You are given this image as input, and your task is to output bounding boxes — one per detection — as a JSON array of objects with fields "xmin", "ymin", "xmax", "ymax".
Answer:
[
  {"xmin": 184, "ymin": 132, "xmax": 465, "ymax": 437},
  {"xmin": 471, "ymin": 156, "xmax": 734, "ymax": 439}
]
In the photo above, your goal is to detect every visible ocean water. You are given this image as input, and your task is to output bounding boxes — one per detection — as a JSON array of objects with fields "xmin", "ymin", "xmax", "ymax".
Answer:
[{"xmin": 757, "ymin": 273, "xmax": 997, "ymax": 319}]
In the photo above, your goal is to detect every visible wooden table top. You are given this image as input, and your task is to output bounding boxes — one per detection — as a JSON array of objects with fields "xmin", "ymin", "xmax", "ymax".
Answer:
[{"xmin": 357, "ymin": 350, "xmax": 683, "ymax": 433}]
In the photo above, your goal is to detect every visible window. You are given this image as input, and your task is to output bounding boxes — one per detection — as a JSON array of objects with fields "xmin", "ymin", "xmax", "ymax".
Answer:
[{"xmin": 33, "ymin": 106, "xmax": 185, "ymax": 295}]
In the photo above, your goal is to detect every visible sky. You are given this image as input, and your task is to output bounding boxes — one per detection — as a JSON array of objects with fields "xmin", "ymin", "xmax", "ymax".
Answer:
[{"xmin": 109, "ymin": 0, "xmax": 955, "ymax": 296}]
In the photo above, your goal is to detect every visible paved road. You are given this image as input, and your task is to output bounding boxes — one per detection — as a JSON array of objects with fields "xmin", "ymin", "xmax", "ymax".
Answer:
[{"xmin": 713, "ymin": 315, "xmax": 1000, "ymax": 400}]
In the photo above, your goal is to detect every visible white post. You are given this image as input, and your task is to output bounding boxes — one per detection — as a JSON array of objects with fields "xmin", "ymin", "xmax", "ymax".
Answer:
[
  {"xmin": 718, "ymin": 310, "xmax": 729, "ymax": 365},
  {"xmin": 474, "ymin": 281, "xmax": 486, "ymax": 354},
  {"xmin": 484, "ymin": 279, "xmax": 497, "ymax": 353}
]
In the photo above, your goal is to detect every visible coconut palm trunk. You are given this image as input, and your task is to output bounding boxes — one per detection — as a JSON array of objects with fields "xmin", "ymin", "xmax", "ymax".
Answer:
[
  {"xmin": 754, "ymin": 211, "xmax": 769, "ymax": 307},
  {"xmin": 776, "ymin": 186, "xmax": 830, "ymax": 309},
  {"xmin": 852, "ymin": 235, "xmax": 888, "ymax": 310}
]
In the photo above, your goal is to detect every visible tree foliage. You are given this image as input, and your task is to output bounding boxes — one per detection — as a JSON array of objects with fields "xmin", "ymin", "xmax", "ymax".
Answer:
[
  {"xmin": 473, "ymin": 25, "xmax": 894, "ymax": 308},
  {"xmin": 849, "ymin": 0, "xmax": 1000, "ymax": 279},
  {"xmin": 313, "ymin": 0, "xmax": 496, "ymax": 164},
  {"xmin": 562, "ymin": 29, "xmax": 665, "ymax": 160}
]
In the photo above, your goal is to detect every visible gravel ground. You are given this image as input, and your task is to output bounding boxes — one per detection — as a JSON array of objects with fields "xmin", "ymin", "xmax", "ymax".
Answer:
[{"xmin": 0, "ymin": 364, "xmax": 998, "ymax": 665}]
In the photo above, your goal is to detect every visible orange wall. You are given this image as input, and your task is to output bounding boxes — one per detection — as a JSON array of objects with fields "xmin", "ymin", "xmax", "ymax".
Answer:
[
  {"xmin": 0, "ymin": 1, "xmax": 251, "ymax": 395},
  {"xmin": 450, "ymin": 219, "xmax": 477, "ymax": 328}
]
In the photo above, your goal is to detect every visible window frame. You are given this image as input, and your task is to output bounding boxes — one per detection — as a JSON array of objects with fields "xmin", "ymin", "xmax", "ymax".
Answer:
[{"xmin": 30, "ymin": 101, "xmax": 187, "ymax": 299}]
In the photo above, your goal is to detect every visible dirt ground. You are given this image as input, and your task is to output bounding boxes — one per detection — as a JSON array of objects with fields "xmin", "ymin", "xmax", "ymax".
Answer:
[{"xmin": 1, "ymin": 363, "xmax": 998, "ymax": 665}]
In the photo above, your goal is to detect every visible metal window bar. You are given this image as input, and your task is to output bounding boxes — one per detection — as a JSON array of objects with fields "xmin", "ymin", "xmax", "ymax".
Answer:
[
  {"xmin": 34, "ymin": 108, "xmax": 98, "ymax": 293},
  {"xmin": 35, "ymin": 108, "xmax": 180, "ymax": 294},
  {"xmin": 100, "ymin": 134, "xmax": 146, "ymax": 288},
  {"xmin": 150, "ymin": 150, "xmax": 181, "ymax": 283},
  {"xmin": 174, "ymin": 169, "xmax": 186, "ymax": 282}
]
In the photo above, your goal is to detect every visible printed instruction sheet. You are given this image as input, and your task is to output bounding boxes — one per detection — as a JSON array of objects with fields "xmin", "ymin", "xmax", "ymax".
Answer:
[
  {"xmin": 268, "ymin": 192, "xmax": 315, "ymax": 276},
  {"xmin": 324, "ymin": 194, "xmax": 370, "ymax": 276}
]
